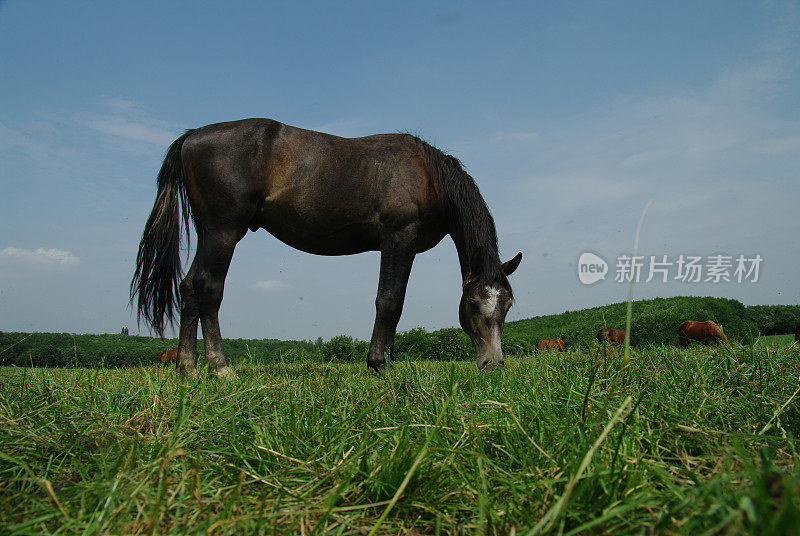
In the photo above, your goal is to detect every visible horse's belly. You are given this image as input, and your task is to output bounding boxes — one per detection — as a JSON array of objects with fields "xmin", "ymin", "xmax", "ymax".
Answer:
[{"xmin": 251, "ymin": 199, "xmax": 380, "ymax": 255}]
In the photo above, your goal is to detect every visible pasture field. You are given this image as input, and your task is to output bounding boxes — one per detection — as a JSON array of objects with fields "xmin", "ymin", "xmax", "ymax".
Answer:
[
  {"xmin": 1, "ymin": 343, "xmax": 799, "ymax": 535},
  {"xmin": 755, "ymin": 334, "xmax": 797, "ymax": 349}
]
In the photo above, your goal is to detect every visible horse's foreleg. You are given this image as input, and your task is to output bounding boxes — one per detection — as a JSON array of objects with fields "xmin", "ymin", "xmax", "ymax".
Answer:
[
  {"xmin": 177, "ymin": 262, "xmax": 199, "ymax": 374},
  {"xmin": 367, "ymin": 249, "xmax": 415, "ymax": 371},
  {"xmin": 193, "ymin": 228, "xmax": 244, "ymax": 377}
]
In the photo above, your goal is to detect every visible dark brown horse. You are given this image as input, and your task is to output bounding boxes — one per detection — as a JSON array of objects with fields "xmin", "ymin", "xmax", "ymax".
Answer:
[
  {"xmin": 795, "ymin": 321, "xmax": 799, "ymax": 344},
  {"xmin": 678, "ymin": 320, "xmax": 731, "ymax": 348},
  {"xmin": 536, "ymin": 339, "xmax": 566, "ymax": 352},
  {"xmin": 131, "ymin": 118, "xmax": 522, "ymax": 375},
  {"xmin": 597, "ymin": 327, "xmax": 626, "ymax": 345},
  {"xmin": 153, "ymin": 349, "xmax": 178, "ymax": 365}
]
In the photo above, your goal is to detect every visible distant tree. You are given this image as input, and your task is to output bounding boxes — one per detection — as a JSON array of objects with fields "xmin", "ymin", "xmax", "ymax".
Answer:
[
  {"xmin": 121, "ymin": 327, "xmax": 129, "ymax": 335},
  {"xmin": 281, "ymin": 347, "xmax": 315, "ymax": 363},
  {"xmin": 395, "ymin": 327, "xmax": 433, "ymax": 360},
  {"xmin": 21, "ymin": 345, "xmax": 65, "ymax": 367},
  {"xmin": 321, "ymin": 335, "xmax": 358, "ymax": 362},
  {"xmin": 429, "ymin": 328, "xmax": 473, "ymax": 361}
]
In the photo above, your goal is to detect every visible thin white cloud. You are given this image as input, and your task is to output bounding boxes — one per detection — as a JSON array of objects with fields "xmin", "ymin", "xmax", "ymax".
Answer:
[
  {"xmin": 254, "ymin": 280, "xmax": 289, "ymax": 292},
  {"xmin": 73, "ymin": 112, "xmax": 175, "ymax": 146},
  {"xmin": 104, "ymin": 97, "xmax": 140, "ymax": 112},
  {"xmin": 58, "ymin": 97, "xmax": 181, "ymax": 148},
  {"xmin": 0, "ymin": 247, "xmax": 80, "ymax": 267},
  {"xmin": 0, "ymin": 121, "xmax": 47, "ymax": 154},
  {"xmin": 500, "ymin": 40, "xmax": 799, "ymax": 210}
]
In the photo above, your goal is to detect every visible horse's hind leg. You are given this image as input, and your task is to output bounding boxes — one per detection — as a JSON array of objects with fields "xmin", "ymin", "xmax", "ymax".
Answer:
[
  {"xmin": 193, "ymin": 226, "xmax": 245, "ymax": 376},
  {"xmin": 177, "ymin": 262, "xmax": 200, "ymax": 373}
]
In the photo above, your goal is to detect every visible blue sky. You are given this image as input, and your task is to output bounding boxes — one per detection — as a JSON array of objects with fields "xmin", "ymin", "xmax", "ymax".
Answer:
[{"xmin": 1, "ymin": 1, "xmax": 798, "ymax": 340}]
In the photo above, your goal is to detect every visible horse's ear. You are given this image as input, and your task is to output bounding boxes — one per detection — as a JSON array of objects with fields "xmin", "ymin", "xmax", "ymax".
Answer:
[
  {"xmin": 469, "ymin": 247, "xmax": 485, "ymax": 275},
  {"xmin": 502, "ymin": 252, "xmax": 522, "ymax": 276}
]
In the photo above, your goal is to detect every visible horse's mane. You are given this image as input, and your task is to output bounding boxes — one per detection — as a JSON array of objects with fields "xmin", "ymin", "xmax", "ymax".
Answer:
[{"xmin": 407, "ymin": 135, "xmax": 509, "ymax": 290}]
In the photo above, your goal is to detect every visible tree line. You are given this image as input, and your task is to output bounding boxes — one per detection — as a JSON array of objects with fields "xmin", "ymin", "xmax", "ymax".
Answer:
[{"xmin": 1, "ymin": 297, "xmax": 796, "ymax": 368}]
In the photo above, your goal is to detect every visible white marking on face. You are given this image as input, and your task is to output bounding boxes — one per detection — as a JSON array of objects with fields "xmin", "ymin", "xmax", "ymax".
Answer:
[
  {"xmin": 488, "ymin": 325, "xmax": 501, "ymax": 348},
  {"xmin": 478, "ymin": 324, "xmax": 503, "ymax": 364},
  {"xmin": 479, "ymin": 286, "xmax": 501, "ymax": 316}
]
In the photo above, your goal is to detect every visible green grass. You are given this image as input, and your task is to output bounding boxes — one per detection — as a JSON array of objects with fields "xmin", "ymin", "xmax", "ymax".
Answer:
[
  {"xmin": 1, "ymin": 343, "xmax": 799, "ymax": 534},
  {"xmin": 755, "ymin": 334, "xmax": 797, "ymax": 349}
]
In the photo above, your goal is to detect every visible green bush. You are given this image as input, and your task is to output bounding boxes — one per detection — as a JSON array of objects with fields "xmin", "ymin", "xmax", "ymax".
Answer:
[
  {"xmin": 395, "ymin": 327, "xmax": 433, "ymax": 361},
  {"xmin": 321, "ymin": 335, "xmax": 358, "ymax": 362},
  {"xmin": 280, "ymin": 347, "xmax": 317, "ymax": 363},
  {"xmin": 426, "ymin": 328, "xmax": 473, "ymax": 361},
  {"xmin": 505, "ymin": 296, "xmax": 762, "ymax": 348},
  {"xmin": 746, "ymin": 305, "xmax": 800, "ymax": 335},
  {"xmin": 501, "ymin": 333, "xmax": 534, "ymax": 355},
  {"xmin": 354, "ymin": 339, "xmax": 370, "ymax": 361},
  {"xmin": 28, "ymin": 345, "xmax": 65, "ymax": 367}
]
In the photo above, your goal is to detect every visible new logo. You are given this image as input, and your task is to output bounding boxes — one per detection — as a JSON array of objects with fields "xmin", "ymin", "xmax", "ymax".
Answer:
[{"xmin": 578, "ymin": 252, "xmax": 608, "ymax": 285}]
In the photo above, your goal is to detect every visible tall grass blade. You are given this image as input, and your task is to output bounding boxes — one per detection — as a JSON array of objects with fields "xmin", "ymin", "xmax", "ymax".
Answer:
[
  {"xmin": 528, "ymin": 396, "xmax": 633, "ymax": 535},
  {"xmin": 624, "ymin": 199, "xmax": 653, "ymax": 363}
]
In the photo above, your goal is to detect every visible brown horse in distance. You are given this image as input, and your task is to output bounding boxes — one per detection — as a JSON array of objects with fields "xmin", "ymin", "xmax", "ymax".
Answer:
[
  {"xmin": 131, "ymin": 118, "xmax": 522, "ymax": 375},
  {"xmin": 597, "ymin": 327, "xmax": 626, "ymax": 344},
  {"xmin": 536, "ymin": 339, "xmax": 566, "ymax": 352},
  {"xmin": 154, "ymin": 349, "xmax": 178, "ymax": 365},
  {"xmin": 678, "ymin": 320, "xmax": 731, "ymax": 347},
  {"xmin": 795, "ymin": 321, "xmax": 799, "ymax": 343}
]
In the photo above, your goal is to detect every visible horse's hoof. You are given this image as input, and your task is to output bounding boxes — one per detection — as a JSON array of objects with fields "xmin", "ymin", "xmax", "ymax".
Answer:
[
  {"xmin": 211, "ymin": 366, "xmax": 237, "ymax": 379},
  {"xmin": 367, "ymin": 355, "xmax": 386, "ymax": 371}
]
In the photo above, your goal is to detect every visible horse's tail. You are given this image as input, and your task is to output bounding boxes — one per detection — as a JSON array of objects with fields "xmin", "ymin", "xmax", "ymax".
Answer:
[{"xmin": 130, "ymin": 130, "xmax": 195, "ymax": 337}]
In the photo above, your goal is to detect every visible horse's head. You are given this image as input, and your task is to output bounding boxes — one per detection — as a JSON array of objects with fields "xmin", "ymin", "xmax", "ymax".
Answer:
[{"xmin": 459, "ymin": 251, "xmax": 522, "ymax": 368}]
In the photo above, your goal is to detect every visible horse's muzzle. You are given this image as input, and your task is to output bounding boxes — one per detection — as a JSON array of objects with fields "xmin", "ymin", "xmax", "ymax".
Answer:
[{"xmin": 477, "ymin": 355, "xmax": 504, "ymax": 369}]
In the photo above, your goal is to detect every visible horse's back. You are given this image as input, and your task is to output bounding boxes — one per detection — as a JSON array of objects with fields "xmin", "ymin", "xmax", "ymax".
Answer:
[
  {"xmin": 537, "ymin": 338, "xmax": 565, "ymax": 351},
  {"xmin": 181, "ymin": 118, "xmax": 447, "ymax": 255},
  {"xmin": 598, "ymin": 327, "xmax": 625, "ymax": 343},
  {"xmin": 679, "ymin": 320, "xmax": 724, "ymax": 343},
  {"xmin": 155, "ymin": 349, "xmax": 178, "ymax": 365}
]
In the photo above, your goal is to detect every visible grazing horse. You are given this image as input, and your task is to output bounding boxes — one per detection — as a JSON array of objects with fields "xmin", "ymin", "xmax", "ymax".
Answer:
[
  {"xmin": 131, "ymin": 118, "xmax": 522, "ymax": 375},
  {"xmin": 597, "ymin": 327, "xmax": 626, "ymax": 345},
  {"xmin": 154, "ymin": 349, "xmax": 178, "ymax": 365},
  {"xmin": 536, "ymin": 339, "xmax": 566, "ymax": 352},
  {"xmin": 678, "ymin": 320, "xmax": 731, "ymax": 348}
]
